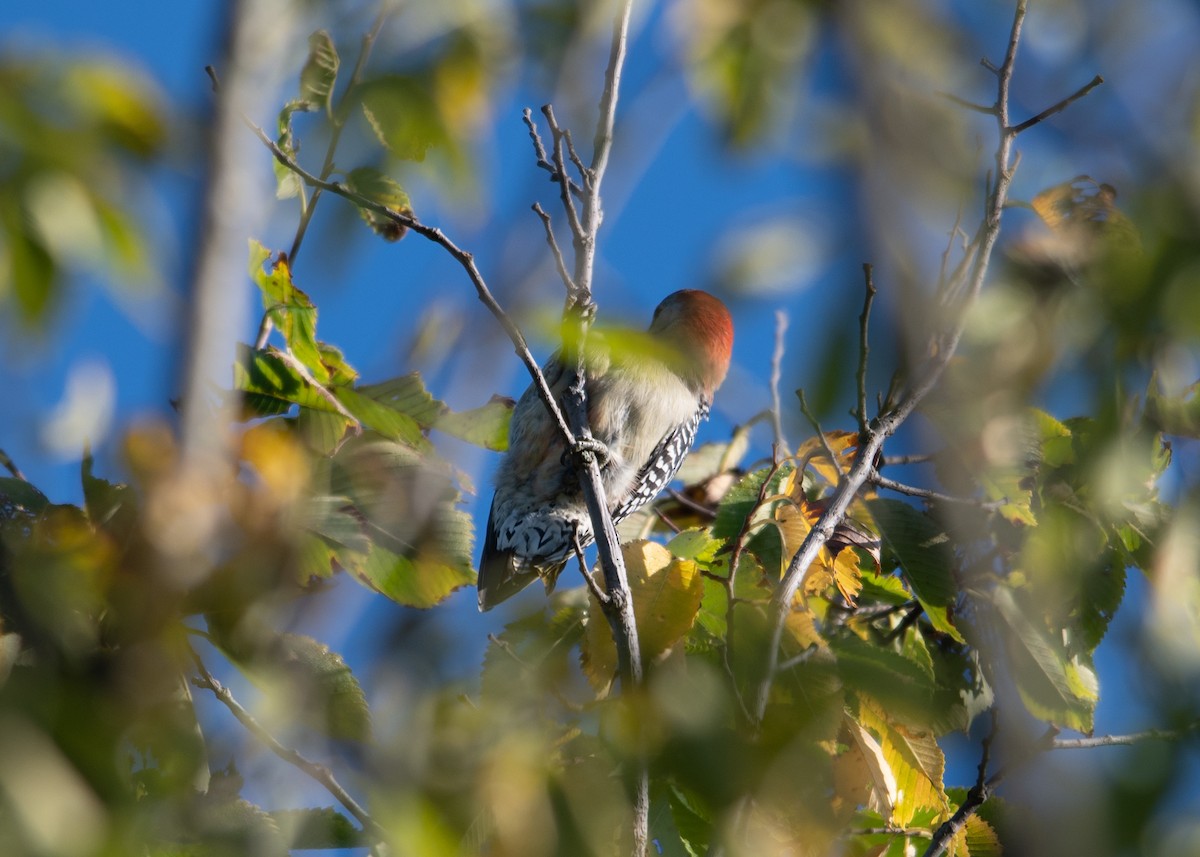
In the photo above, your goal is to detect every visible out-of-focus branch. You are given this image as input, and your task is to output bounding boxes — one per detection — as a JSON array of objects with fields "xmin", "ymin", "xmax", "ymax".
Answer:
[
  {"xmin": 189, "ymin": 649, "xmax": 385, "ymax": 843},
  {"xmin": 0, "ymin": 450, "xmax": 26, "ymax": 481},
  {"xmin": 855, "ymin": 264, "xmax": 876, "ymax": 439},
  {"xmin": 770, "ymin": 310, "xmax": 790, "ymax": 455}
]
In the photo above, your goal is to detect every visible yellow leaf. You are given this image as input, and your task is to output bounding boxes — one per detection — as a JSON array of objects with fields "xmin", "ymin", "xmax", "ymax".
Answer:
[
  {"xmin": 842, "ymin": 716, "xmax": 897, "ymax": 822},
  {"xmin": 581, "ymin": 541, "xmax": 705, "ymax": 695},
  {"xmin": 776, "ymin": 501, "xmax": 863, "ymax": 605},
  {"xmin": 793, "ymin": 430, "xmax": 858, "ymax": 489},
  {"xmin": 857, "ymin": 698, "xmax": 948, "ymax": 828}
]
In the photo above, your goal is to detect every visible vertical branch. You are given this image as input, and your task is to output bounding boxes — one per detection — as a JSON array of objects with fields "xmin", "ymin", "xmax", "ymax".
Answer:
[
  {"xmin": 751, "ymin": 0, "xmax": 1031, "ymax": 729},
  {"xmin": 770, "ymin": 310, "xmax": 790, "ymax": 455},
  {"xmin": 173, "ymin": 0, "xmax": 294, "ymax": 575}
]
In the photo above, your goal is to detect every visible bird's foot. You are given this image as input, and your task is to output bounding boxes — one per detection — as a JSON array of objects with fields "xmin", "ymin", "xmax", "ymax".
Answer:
[{"xmin": 562, "ymin": 437, "xmax": 611, "ymax": 469}]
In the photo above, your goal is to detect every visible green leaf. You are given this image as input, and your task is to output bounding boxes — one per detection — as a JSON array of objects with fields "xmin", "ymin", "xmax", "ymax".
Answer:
[
  {"xmin": 344, "ymin": 166, "xmax": 411, "ymax": 240},
  {"xmin": 357, "ymin": 538, "xmax": 475, "ymax": 609},
  {"xmin": 248, "ymin": 240, "xmax": 328, "ymax": 383},
  {"xmin": 234, "ymin": 346, "xmax": 328, "ymax": 414},
  {"xmin": 273, "ymin": 807, "xmax": 367, "ymax": 850},
  {"xmin": 333, "ymin": 387, "xmax": 427, "ymax": 447},
  {"xmin": 299, "ymin": 30, "xmax": 339, "ymax": 117},
  {"xmin": 81, "ymin": 452, "xmax": 137, "ymax": 540},
  {"xmin": 867, "ymin": 499, "xmax": 964, "ymax": 642},
  {"xmin": 830, "ymin": 633, "xmax": 942, "ymax": 730},
  {"xmin": 992, "ymin": 585, "xmax": 1097, "ymax": 732},
  {"xmin": 857, "ymin": 699, "xmax": 948, "ymax": 827},
  {"xmin": 273, "ymin": 99, "xmax": 310, "ymax": 200},
  {"xmin": 0, "ymin": 476, "xmax": 50, "ymax": 519},
  {"xmin": 433, "ymin": 397, "xmax": 512, "ymax": 451},
  {"xmin": 712, "ymin": 464, "xmax": 792, "ymax": 540},
  {"xmin": 218, "ymin": 631, "xmax": 371, "ymax": 742},
  {"xmin": 357, "ymin": 374, "xmax": 444, "ymax": 426},
  {"xmin": 358, "ymin": 74, "xmax": 449, "ymax": 161},
  {"xmin": 667, "ymin": 782, "xmax": 713, "ymax": 857}
]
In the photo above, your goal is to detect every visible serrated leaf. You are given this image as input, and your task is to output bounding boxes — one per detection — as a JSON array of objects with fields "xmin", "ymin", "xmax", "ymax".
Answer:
[
  {"xmin": 867, "ymin": 498, "xmax": 964, "ymax": 642},
  {"xmin": 712, "ymin": 464, "xmax": 792, "ymax": 540},
  {"xmin": 356, "ymin": 538, "xmax": 475, "ymax": 608},
  {"xmin": 663, "ymin": 781, "xmax": 713, "ymax": 857},
  {"xmin": 857, "ymin": 698, "xmax": 948, "ymax": 827},
  {"xmin": 793, "ymin": 430, "xmax": 858, "ymax": 488},
  {"xmin": 777, "ymin": 499, "xmax": 863, "ymax": 604},
  {"xmin": 842, "ymin": 716, "xmax": 898, "ymax": 822},
  {"xmin": 581, "ymin": 541, "xmax": 705, "ymax": 694},
  {"xmin": 333, "ymin": 387, "xmax": 427, "ymax": 447},
  {"xmin": 299, "ymin": 30, "xmax": 339, "ymax": 116},
  {"xmin": 248, "ymin": 240, "xmax": 328, "ymax": 383},
  {"xmin": 235, "ymin": 346, "xmax": 327, "ymax": 414},
  {"xmin": 344, "ymin": 166, "xmax": 411, "ymax": 240},
  {"xmin": 830, "ymin": 633, "xmax": 942, "ymax": 730}
]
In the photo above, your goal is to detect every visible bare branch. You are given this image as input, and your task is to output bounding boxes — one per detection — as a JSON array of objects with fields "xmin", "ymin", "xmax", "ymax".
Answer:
[
  {"xmin": 532, "ymin": 202, "xmax": 577, "ymax": 294},
  {"xmin": 922, "ymin": 710, "xmax": 998, "ymax": 857},
  {"xmin": 1011, "ymin": 74, "xmax": 1104, "ymax": 134},
  {"xmin": 189, "ymin": 649, "xmax": 384, "ymax": 843},
  {"xmin": 0, "ymin": 450, "xmax": 26, "ymax": 481},
  {"xmin": 855, "ymin": 264, "xmax": 877, "ymax": 438},
  {"xmin": 1050, "ymin": 724, "xmax": 1200, "ymax": 749},
  {"xmin": 868, "ymin": 470, "xmax": 1004, "ymax": 509}
]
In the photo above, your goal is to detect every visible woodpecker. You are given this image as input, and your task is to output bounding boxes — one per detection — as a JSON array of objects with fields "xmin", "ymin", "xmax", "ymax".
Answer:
[{"xmin": 478, "ymin": 289, "xmax": 733, "ymax": 611}]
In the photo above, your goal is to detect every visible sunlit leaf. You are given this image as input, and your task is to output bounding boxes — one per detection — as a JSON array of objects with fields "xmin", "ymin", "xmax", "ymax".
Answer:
[
  {"xmin": 857, "ymin": 698, "xmax": 948, "ymax": 827},
  {"xmin": 248, "ymin": 240, "xmax": 328, "ymax": 383},
  {"xmin": 359, "ymin": 75, "xmax": 449, "ymax": 162},
  {"xmin": 581, "ymin": 541, "xmax": 705, "ymax": 694}
]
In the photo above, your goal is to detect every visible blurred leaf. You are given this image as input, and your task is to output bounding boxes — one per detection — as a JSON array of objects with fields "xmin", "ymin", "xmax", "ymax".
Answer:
[
  {"xmin": 356, "ymin": 536, "xmax": 475, "ymax": 608},
  {"xmin": 992, "ymin": 585, "xmax": 1097, "ymax": 733},
  {"xmin": 344, "ymin": 166, "xmax": 411, "ymax": 240},
  {"xmin": 867, "ymin": 499, "xmax": 964, "ymax": 643},
  {"xmin": 299, "ymin": 30, "xmax": 339, "ymax": 117},
  {"xmin": 359, "ymin": 74, "xmax": 449, "ymax": 162},
  {"xmin": 582, "ymin": 541, "xmax": 705, "ymax": 694},
  {"xmin": 81, "ymin": 451, "xmax": 137, "ymax": 542},
  {"xmin": 219, "ymin": 631, "xmax": 371, "ymax": 742},
  {"xmin": 0, "ymin": 477, "xmax": 50, "ymax": 519},
  {"xmin": 1146, "ymin": 378, "xmax": 1200, "ymax": 438},
  {"xmin": 666, "ymin": 781, "xmax": 713, "ymax": 857},
  {"xmin": 433, "ymin": 397, "xmax": 512, "ymax": 451},
  {"xmin": 272, "ymin": 807, "xmax": 367, "ymax": 850}
]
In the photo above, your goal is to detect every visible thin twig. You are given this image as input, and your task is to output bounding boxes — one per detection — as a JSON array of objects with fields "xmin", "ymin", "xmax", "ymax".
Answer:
[
  {"xmin": 855, "ymin": 264, "xmax": 877, "ymax": 439},
  {"xmin": 532, "ymin": 202, "xmax": 577, "ymax": 294},
  {"xmin": 797, "ymin": 390, "xmax": 845, "ymax": 485},
  {"xmin": 573, "ymin": 529, "xmax": 610, "ymax": 605},
  {"xmin": 1050, "ymin": 725, "xmax": 1199, "ymax": 749},
  {"xmin": 868, "ymin": 470, "xmax": 1004, "ymax": 509},
  {"xmin": 922, "ymin": 709, "xmax": 998, "ymax": 857},
  {"xmin": 249, "ymin": 123, "xmax": 577, "ymax": 451},
  {"xmin": 667, "ymin": 488, "xmax": 718, "ymax": 519},
  {"xmin": 189, "ymin": 649, "xmax": 385, "ymax": 842},
  {"xmin": 542, "ymin": 105, "xmax": 586, "ymax": 252},
  {"xmin": 881, "ymin": 453, "xmax": 934, "ymax": 467},
  {"xmin": 288, "ymin": 8, "xmax": 391, "ymax": 265},
  {"xmin": 0, "ymin": 450, "xmax": 26, "ymax": 481},
  {"xmin": 937, "ymin": 91, "xmax": 996, "ymax": 114},
  {"xmin": 769, "ymin": 310, "xmax": 790, "ymax": 455},
  {"xmin": 1011, "ymin": 74, "xmax": 1104, "ymax": 134}
]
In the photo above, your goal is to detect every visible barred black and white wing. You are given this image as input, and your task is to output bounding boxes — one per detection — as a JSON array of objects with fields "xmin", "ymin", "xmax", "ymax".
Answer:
[{"xmin": 611, "ymin": 398, "xmax": 710, "ymax": 524}]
